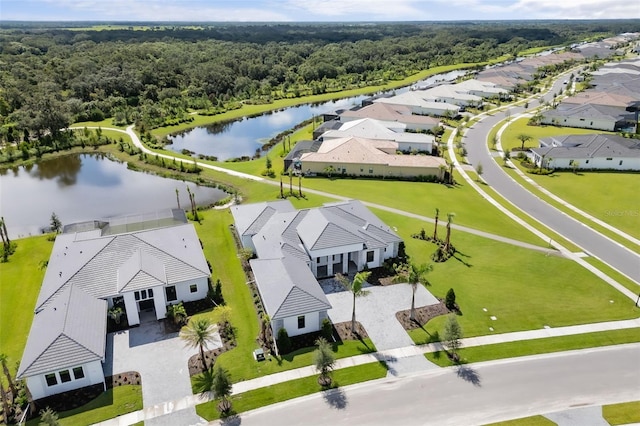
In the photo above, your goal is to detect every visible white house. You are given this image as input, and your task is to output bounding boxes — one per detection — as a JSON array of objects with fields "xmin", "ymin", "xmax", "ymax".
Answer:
[
  {"xmin": 531, "ymin": 134, "xmax": 640, "ymax": 170},
  {"xmin": 231, "ymin": 199, "xmax": 403, "ymax": 339},
  {"xmin": 541, "ymin": 104, "xmax": 637, "ymax": 132},
  {"xmin": 338, "ymin": 102, "xmax": 440, "ymax": 132},
  {"xmin": 375, "ymin": 91, "xmax": 460, "ymax": 117},
  {"xmin": 18, "ymin": 209, "xmax": 211, "ymax": 399},
  {"xmin": 419, "ymin": 84, "xmax": 483, "ymax": 107}
]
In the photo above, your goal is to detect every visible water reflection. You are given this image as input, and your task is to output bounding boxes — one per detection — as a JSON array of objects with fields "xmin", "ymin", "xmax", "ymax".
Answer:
[
  {"xmin": 167, "ymin": 69, "xmax": 468, "ymax": 160},
  {"xmin": 0, "ymin": 153, "xmax": 227, "ymax": 239}
]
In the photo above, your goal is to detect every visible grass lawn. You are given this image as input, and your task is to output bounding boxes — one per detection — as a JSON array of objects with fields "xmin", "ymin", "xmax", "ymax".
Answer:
[
  {"xmin": 0, "ymin": 234, "xmax": 53, "ymax": 378},
  {"xmin": 301, "ymin": 172, "xmax": 543, "ymax": 246},
  {"xmin": 195, "ymin": 362, "xmax": 387, "ymax": 421},
  {"xmin": 582, "ymin": 257, "xmax": 640, "ymax": 295},
  {"xmin": 603, "ymin": 400, "xmax": 640, "ymax": 425},
  {"xmin": 376, "ymin": 210, "xmax": 639, "ymax": 343},
  {"xmin": 425, "ymin": 328, "xmax": 640, "ymax": 367},
  {"xmin": 25, "ymin": 386, "xmax": 142, "ymax": 426},
  {"xmin": 485, "ymin": 416, "xmax": 556, "ymax": 426}
]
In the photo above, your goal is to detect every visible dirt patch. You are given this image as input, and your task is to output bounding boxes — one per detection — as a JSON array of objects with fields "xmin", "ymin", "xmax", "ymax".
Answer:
[
  {"xmin": 331, "ymin": 320, "xmax": 369, "ymax": 341},
  {"xmin": 395, "ymin": 300, "xmax": 452, "ymax": 331}
]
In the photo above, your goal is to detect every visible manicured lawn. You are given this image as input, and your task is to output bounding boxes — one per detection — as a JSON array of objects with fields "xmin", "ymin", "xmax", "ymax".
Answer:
[
  {"xmin": 500, "ymin": 117, "xmax": 611, "ymax": 152},
  {"xmin": 485, "ymin": 416, "xmax": 556, "ymax": 426},
  {"xmin": 25, "ymin": 386, "xmax": 142, "ymax": 426},
  {"xmin": 583, "ymin": 257, "xmax": 640, "ymax": 295},
  {"xmin": 373, "ymin": 209, "xmax": 639, "ymax": 342},
  {"xmin": 195, "ymin": 362, "xmax": 388, "ymax": 421},
  {"xmin": 0, "ymin": 234, "xmax": 52, "ymax": 377},
  {"xmin": 302, "ymin": 173, "xmax": 543, "ymax": 246},
  {"xmin": 425, "ymin": 328, "xmax": 640, "ymax": 367},
  {"xmin": 603, "ymin": 400, "xmax": 640, "ymax": 425},
  {"xmin": 516, "ymin": 171, "xmax": 640, "ymax": 240}
]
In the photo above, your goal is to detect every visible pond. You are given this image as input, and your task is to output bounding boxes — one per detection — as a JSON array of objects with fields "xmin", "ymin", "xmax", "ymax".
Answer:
[
  {"xmin": 0, "ymin": 153, "xmax": 228, "ymax": 239},
  {"xmin": 167, "ymin": 69, "xmax": 468, "ymax": 160}
]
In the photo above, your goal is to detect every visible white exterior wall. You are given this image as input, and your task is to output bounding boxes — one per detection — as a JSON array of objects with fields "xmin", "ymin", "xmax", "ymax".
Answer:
[
  {"xmin": 412, "ymin": 106, "xmax": 458, "ymax": 116},
  {"xmin": 543, "ymin": 156, "xmax": 640, "ymax": 170},
  {"xmin": 123, "ymin": 292, "xmax": 140, "ymax": 326},
  {"xmin": 240, "ymin": 235, "xmax": 255, "ymax": 251},
  {"xmin": 27, "ymin": 360, "xmax": 104, "ymax": 400},
  {"xmin": 174, "ymin": 277, "xmax": 209, "ymax": 303},
  {"xmin": 309, "ymin": 243, "xmax": 363, "ymax": 277},
  {"xmin": 396, "ymin": 141, "xmax": 433, "ymax": 152},
  {"xmin": 303, "ymin": 161, "xmax": 443, "ymax": 179},
  {"xmin": 282, "ymin": 311, "xmax": 321, "ymax": 337},
  {"xmin": 153, "ymin": 285, "xmax": 167, "ymax": 320},
  {"xmin": 542, "ymin": 115, "xmax": 616, "ymax": 131},
  {"xmin": 359, "ymin": 248, "xmax": 383, "ymax": 269}
]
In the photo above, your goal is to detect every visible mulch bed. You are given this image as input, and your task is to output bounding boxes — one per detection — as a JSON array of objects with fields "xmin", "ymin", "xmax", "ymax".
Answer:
[
  {"xmin": 187, "ymin": 325, "xmax": 237, "ymax": 376},
  {"xmin": 32, "ymin": 372, "xmax": 141, "ymax": 414},
  {"xmin": 395, "ymin": 299, "xmax": 453, "ymax": 331},
  {"xmin": 363, "ymin": 266, "xmax": 397, "ymax": 286},
  {"xmin": 331, "ymin": 320, "xmax": 369, "ymax": 341}
]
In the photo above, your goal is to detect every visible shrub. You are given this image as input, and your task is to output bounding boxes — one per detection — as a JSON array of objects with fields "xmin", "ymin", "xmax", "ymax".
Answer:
[
  {"xmin": 445, "ymin": 288, "xmax": 456, "ymax": 311},
  {"xmin": 167, "ymin": 302, "xmax": 188, "ymax": 326},
  {"xmin": 277, "ymin": 327, "xmax": 291, "ymax": 354},
  {"xmin": 321, "ymin": 318, "xmax": 333, "ymax": 341}
]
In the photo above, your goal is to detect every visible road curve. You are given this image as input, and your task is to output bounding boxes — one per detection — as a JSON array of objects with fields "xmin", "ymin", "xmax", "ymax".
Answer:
[
  {"xmin": 462, "ymin": 75, "xmax": 640, "ymax": 284},
  {"xmin": 213, "ymin": 344, "xmax": 640, "ymax": 426}
]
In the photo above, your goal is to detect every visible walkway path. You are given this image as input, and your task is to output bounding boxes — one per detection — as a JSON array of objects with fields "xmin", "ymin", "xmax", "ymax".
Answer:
[{"xmin": 95, "ymin": 317, "xmax": 640, "ymax": 425}]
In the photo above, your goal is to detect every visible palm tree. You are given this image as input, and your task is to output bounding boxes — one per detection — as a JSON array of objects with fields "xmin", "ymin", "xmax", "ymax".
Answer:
[
  {"xmin": 0, "ymin": 354, "xmax": 15, "ymax": 401},
  {"xmin": 433, "ymin": 208, "xmax": 440, "ymax": 241},
  {"xmin": 0, "ymin": 380, "xmax": 10, "ymax": 425},
  {"xmin": 516, "ymin": 133, "xmax": 532, "ymax": 150},
  {"xmin": 394, "ymin": 263, "xmax": 433, "ymax": 321},
  {"xmin": 444, "ymin": 213, "xmax": 455, "ymax": 253},
  {"xmin": 212, "ymin": 365, "xmax": 232, "ymax": 415},
  {"xmin": 313, "ymin": 337, "xmax": 335, "ymax": 387},
  {"xmin": 336, "ymin": 271, "xmax": 371, "ymax": 334},
  {"xmin": 180, "ymin": 318, "xmax": 218, "ymax": 371}
]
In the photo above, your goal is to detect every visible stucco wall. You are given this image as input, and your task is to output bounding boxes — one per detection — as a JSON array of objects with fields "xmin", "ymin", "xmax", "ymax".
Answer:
[{"xmin": 27, "ymin": 360, "xmax": 104, "ymax": 400}]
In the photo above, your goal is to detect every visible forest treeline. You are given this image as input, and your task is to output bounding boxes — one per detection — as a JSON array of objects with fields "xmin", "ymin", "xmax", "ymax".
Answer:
[{"xmin": 0, "ymin": 20, "xmax": 637, "ymax": 143}]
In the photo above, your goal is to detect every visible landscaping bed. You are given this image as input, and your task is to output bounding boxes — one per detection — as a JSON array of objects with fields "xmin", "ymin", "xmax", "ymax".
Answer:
[
  {"xmin": 187, "ymin": 322, "xmax": 237, "ymax": 376},
  {"xmin": 395, "ymin": 299, "xmax": 452, "ymax": 332}
]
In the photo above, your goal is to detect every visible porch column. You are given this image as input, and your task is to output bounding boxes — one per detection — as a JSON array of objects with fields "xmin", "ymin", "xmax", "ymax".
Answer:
[
  {"xmin": 342, "ymin": 252, "xmax": 348, "ymax": 274},
  {"xmin": 153, "ymin": 285, "xmax": 167, "ymax": 320},
  {"xmin": 123, "ymin": 292, "xmax": 140, "ymax": 326}
]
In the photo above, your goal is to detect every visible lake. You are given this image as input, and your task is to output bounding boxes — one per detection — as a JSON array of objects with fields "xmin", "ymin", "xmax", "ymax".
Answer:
[
  {"xmin": 167, "ymin": 69, "xmax": 468, "ymax": 160},
  {"xmin": 0, "ymin": 153, "xmax": 227, "ymax": 239}
]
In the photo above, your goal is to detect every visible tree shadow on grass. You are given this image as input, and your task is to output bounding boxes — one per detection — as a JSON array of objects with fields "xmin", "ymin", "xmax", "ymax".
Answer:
[
  {"xmin": 453, "ymin": 254, "xmax": 472, "ymax": 268},
  {"xmin": 456, "ymin": 365, "xmax": 481, "ymax": 387},
  {"xmin": 322, "ymin": 387, "xmax": 348, "ymax": 410}
]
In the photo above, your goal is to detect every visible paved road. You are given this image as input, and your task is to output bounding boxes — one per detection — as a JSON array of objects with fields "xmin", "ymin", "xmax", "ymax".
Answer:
[
  {"xmin": 217, "ymin": 344, "xmax": 640, "ymax": 426},
  {"xmin": 463, "ymin": 74, "xmax": 640, "ymax": 284}
]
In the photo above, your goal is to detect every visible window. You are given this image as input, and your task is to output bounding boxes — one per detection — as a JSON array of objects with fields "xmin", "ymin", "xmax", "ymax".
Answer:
[
  {"xmin": 366, "ymin": 251, "xmax": 374, "ymax": 263},
  {"xmin": 134, "ymin": 291, "xmax": 140, "ymax": 301},
  {"xmin": 369, "ymin": 168, "xmax": 374, "ymax": 174},
  {"xmin": 586, "ymin": 160, "xmax": 589, "ymax": 164},
  {"xmin": 72, "ymin": 367, "xmax": 85, "ymax": 380},
  {"xmin": 148, "ymin": 288, "xmax": 153, "ymax": 297},
  {"xmin": 190, "ymin": 284, "xmax": 198, "ymax": 293},
  {"xmin": 297, "ymin": 315, "xmax": 305, "ymax": 329},
  {"xmin": 606, "ymin": 158, "xmax": 612, "ymax": 161},
  {"xmin": 619, "ymin": 160, "xmax": 623, "ymax": 165},
  {"xmin": 141, "ymin": 290, "xmax": 147, "ymax": 299},
  {"xmin": 165, "ymin": 286, "xmax": 177, "ymax": 302},
  {"xmin": 45, "ymin": 373, "xmax": 57, "ymax": 387},
  {"xmin": 59, "ymin": 370, "xmax": 71, "ymax": 383},
  {"xmin": 360, "ymin": 168, "xmax": 363, "ymax": 172}
]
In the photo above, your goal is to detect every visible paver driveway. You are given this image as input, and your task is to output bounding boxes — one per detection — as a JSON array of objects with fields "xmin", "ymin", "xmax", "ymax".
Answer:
[{"xmin": 104, "ymin": 318, "xmax": 222, "ymax": 425}]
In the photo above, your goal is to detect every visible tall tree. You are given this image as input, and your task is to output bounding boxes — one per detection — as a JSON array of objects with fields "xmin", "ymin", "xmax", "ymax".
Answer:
[
  {"xmin": 433, "ymin": 208, "xmax": 440, "ymax": 241},
  {"xmin": 444, "ymin": 213, "xmax": 455, "ymax": 253},
  {"xmin": 442, "ymin": 314, "xmax": 463, "ymax": 358},
  {"xmin": 50, "ymin": 212, "xmax": 62, "ymax": 234},
  {"xmin": 394, "ymin": 263, "xmax": 433, "ymax": 321},
  {"xmin": 0, "ymin": 380, "xmax": 9, "ymax": 425},
  {"xmin": 180, "ymin": 318, "xmax": 218, "ymax": 371},
  {"xmin": 336, "ymin": 271, "xmax": 371, "ymax": 334}
]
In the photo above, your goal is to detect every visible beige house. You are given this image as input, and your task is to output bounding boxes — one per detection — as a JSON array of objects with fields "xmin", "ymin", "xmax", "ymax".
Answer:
[{"xmin": 299, "ymin": 136, "xmax": 446, "ymax": 180}]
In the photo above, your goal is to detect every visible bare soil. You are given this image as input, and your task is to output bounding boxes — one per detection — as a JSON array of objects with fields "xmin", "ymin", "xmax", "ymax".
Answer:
[{"xmin": 395, "ymin": 299, "xmax": 453, "ymax": 331}]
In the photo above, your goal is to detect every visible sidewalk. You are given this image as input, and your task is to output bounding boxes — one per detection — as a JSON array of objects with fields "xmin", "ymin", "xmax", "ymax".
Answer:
[{"xmin": 94, "ymin": 317, "xmax": 640, "ymax": 426}]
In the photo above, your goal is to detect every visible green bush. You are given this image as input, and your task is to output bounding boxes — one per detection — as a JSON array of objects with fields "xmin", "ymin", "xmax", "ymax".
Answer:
[
  {"xmin": 445, "ymin": 288, "xmax": 456, "ymax": 311},
  {"xmin": 321, "ymin": 318, "xmax": 333, "ymax": 341},
  {"xmin": 277, "ymin": 327, "xmax": 291, "ymax": 354}
]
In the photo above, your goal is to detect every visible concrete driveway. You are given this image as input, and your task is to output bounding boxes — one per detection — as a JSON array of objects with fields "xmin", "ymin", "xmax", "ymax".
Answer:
[
  {"xmin": 324, "ymin": 282, "xmax": 441, "ymax": 376},
  {"xmin": 104, "ymin": 318, "xmax": 222, "ymax": 425}
]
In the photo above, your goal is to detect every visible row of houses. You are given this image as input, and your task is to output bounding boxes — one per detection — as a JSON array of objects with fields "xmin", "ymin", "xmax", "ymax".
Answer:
[{"xmin": 540, "ymin": 57, "xmax": 640, "ymax": 133}]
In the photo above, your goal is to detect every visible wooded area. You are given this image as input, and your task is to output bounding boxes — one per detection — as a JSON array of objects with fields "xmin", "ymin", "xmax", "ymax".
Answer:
[{"xmin": 0, "ymin": 20, "xmax": 637, "ymax": 144}]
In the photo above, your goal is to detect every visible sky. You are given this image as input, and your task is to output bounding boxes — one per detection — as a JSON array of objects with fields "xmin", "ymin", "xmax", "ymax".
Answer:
[{"xmin": 1, "ymin": 0, "xmax": 639, "ymax": 22}]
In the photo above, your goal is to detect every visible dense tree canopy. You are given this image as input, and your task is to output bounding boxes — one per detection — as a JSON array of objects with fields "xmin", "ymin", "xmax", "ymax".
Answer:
[{"xmin": 0, "ymin": 20, "xmax": 636, "ymax": 139}]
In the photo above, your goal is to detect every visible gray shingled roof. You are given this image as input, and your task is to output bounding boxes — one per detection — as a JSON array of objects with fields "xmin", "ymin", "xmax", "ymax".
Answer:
[
  {"xmin": 17, "ymin": 286, "xmax": 107, "ymax": 378},
  {"xmin": 230, "ymin": 200, "xmax": 296, "ymax": 237},
  {"xmin": 544, "ymin": 103, "xmax": 636, "ymax": 122},
  {"xmin": 296, "ymin": 209, "xmax": 367, "ymax": 251},
  {"xmin": 37, "ymin": 223, "xmax": 209, "ymax": 310},
  {"xmin": 249, "ymin": 258, "xmax": 331, "ymax": 320},
  {"xmin": 534, "ymin": 134, "xmax": 640, "ymax": 159},
  {"xmin": 117, "ymin": 249, "xmax": 167, "ymax": 292}
]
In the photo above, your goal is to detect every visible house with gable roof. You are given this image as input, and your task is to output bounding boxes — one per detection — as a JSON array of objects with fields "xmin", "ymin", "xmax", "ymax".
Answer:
[
  {"xmin": 231, "ymin": 199, "xmax": 402, "ymax": 339},
  {"xmin": 17, "ymin": 209, "xmax": 211, "ymax": 399}
]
